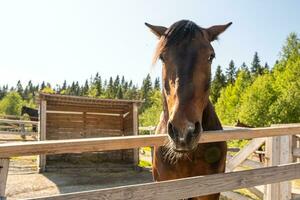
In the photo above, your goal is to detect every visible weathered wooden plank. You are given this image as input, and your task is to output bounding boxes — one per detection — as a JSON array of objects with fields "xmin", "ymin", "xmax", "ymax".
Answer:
[
  {"xmin": 0, "ymin": 131, "xmax": 38, "ymax": 136},
  {"xmin": 222, "ymin": 191, "xmax": 253, "ymax": 200},
  {"xmin": 0, "ymin": 119, "xmax": 39, "ymax": 125},
  {"xmin": 132, "ymin": 103, "xmax": 139, "ymax": 167},
  {"xmin": 226, "ymin": 155, "xmax": 264, "ymax": 169},
  {"xmin": 47, "ymin": 105, "xmax": 126, "ymax": 114},
  {"xmin": 264, "ymin": 125, "xmax": 293, "ymax": 200},
  {"xmin": 226, "ymin": 138, "xmax": 266, "ymax": 171},
  {"xmin": 25, "ymin": 163, "xmax": 300, "ymax": 200},
  {"xmin": 1, "ymin": 126, "xmax": 300, "ymax": 158},
  {"xmin": 39, "ymin": 100, "xmax": 47, "ymax": 172},
  {"xmin": 0, "ymin": 158, "xmax": 9, "ymax": 199},
  {"xmin": 294, "ymin": 148, "xmax": 300, "ymax": 157},
  {"xmin": 247, "ymin": 187, "xmax": 264, "ymax": 199}
]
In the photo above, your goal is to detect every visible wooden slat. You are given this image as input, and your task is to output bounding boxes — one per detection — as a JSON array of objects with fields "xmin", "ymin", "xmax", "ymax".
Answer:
[
  {"xmin": 47, "ymin": 104, "xmax": 126, "ymax": 114},
  {"xmin": 39, "ymin": 93, "xmax": 143, "ymax": 104},
  {"xmin": 132, "ymin": 103, "xmax": 139, "ymax": 166},
  {"xmin": 0, "ymin": 131, "xmax": 38, "ymax": 136},
  {"xmin": 264, "ymin": 125, "xmax": 293, "ymax": 200},
  {"xmin": 247, "ymin": 187, "xmax": 264, "ymax": 199},
  {"xmin": 39, "ymin": 100, "xmax": 47, "ymax": 172},
  {"xmin": 1, "ymin": 126, "xmax": 300, "ymax": 158},
  {"xmin": 293, "ymin": 148, "xmax": 300, "ymax": 157},
  {"xmin": 0, "ymin": 158, "xmax": 9, "ymax": 198},
  {"xmin": 222, "ymin": 191, "xmax": 253, "ymax": 200},
  {"xmin": 226, "ymin": 137, "xmax": 266, "ymax": 171},
  {"xmin": 226, "ymin": 155, "xmax": 264, "ymax": 169},
  {"xmin": 25, "ymin": 163, "xmax": 300, "ymax": 200},
  {"xmin": 0, "ymin": 119, "xmax": 39, "ymax": 125}
]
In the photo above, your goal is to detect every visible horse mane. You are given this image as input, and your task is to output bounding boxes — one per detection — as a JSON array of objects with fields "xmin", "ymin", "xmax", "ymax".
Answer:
[{"xmin": 153, "ymin": 20, "xmax": 203, "ymax": 64}]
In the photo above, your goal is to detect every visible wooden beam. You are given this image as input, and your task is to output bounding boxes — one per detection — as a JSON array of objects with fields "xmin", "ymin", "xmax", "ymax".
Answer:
[
  {"xmin": 293, "ymin": 148, "xmax": 300, "ymax": 158},
  {"xmin": 25, "ymin": 163, "xmax": 300, "ymax": 200},
  {"xmin": 0, "ymin": 131, "xmax": 38, "ymax": 136},
  {"xmin": 264, "ymin": 125, "xmax": 293, "ymax": 200},
  {"xmin": 226, "ymin": 137, "xmax": 266, "ymax": 171},
  {"xmin": 1, "ymin": 125, "xmax": 300, "ymax": 158},
  {"xmin": 132, "ymin": 103, "xmax": 139, "ymax": 167},
  {"xmin": 39, "ymin": 100, "xmax": 47, "ymax": 172},
  {"xmin": 222, "ymin": 191, "xmax": 253, "ymax": 200},
  {"xmin": 226, "ymin": 155, "xmax": 264, "ymax": 169},
  {"xmin": 0, "ymin": 119, "xmax": 39, "ymax": 125},
  {"xmin": 0, "ymin": 158, "xmax": 9, "ymax": 199}
]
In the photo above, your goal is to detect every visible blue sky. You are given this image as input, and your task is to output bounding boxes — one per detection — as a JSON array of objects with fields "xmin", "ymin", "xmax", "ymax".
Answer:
[{"xmin": 0, "ymin": 0, "xmax": 299, "ymax": 87}]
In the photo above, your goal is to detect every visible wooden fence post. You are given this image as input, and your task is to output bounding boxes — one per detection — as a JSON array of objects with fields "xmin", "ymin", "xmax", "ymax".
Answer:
[
  {"xmin": 38, "ymin": 100, "xmax": 47, "ymax": 173},
  {"xmin": 132, "ymin": 103, "xmax": 139, "ymax": 168},
  {"xmin": 0, "ymin": 158, "xmax": 9, "ymax": 200},
  {"xmin": 264, "ymin": 125, "xmax": 293, "ymax": 200}
]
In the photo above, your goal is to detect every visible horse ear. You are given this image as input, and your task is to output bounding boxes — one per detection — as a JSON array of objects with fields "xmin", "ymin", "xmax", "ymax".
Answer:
[
  {"xmin": 206, "ymin": 22, "xmax": 232, "ymax": 41},
  {"xmin": 145, "ymin": 22, "xmax": 167, "ymax": 38}
]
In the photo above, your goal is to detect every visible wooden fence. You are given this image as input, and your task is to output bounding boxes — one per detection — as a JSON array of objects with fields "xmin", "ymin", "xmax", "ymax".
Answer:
[
  {"xmin": 0, "ymin": 118, "xmax": 39, "ymax": 141},
  {"xmin": 0, "ymin": 125, "xmax": 300, "ymax": 200}
]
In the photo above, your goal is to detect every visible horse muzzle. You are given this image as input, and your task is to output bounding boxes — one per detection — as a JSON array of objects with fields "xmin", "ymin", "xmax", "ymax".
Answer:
[{"xmin": 167, "ymin": 121, "xmax": 202, "ymax": 152}]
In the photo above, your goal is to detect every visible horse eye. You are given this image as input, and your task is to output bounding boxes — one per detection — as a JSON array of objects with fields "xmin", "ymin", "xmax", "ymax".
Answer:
[
  {"xmin": 159, "ymin": 54, "xmax": 165, "ymax": 62},
  {"xmin": 208, "ymin": 53, "xmax": 215, "ymax": 62}
]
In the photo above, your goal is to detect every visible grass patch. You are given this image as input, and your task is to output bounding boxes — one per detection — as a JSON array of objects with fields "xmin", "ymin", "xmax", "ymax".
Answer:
[
  {"xmin": 227, "ymin": 139, "xmax": 250, "ymax": 148},
  {"xmin": 293, "ymin": 179, "xmax": 300, "ymax": 188},
  {"xmin": 139, "ymin": 160, "xmax": 152, "ymax": 168},
  {"xmin": 141, "ymin": 147, "xmax": 152, "ymax": 152},
  {"xmin": 234, "ymin": 189, "xmax": 260, "ymax": 200}
]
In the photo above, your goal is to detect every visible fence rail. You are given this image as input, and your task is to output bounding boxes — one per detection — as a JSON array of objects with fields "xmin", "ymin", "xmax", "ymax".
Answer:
[
  {"xmin": 1, "ymin": 125, "xmax": 300, "ymax": 200},
  {"xmin": 0, "ymin": 125, "xmax": 300, "ymax": 158},
  {"xmin": 26, "ymin": 163, "xmax": 300, "ymax": 200}
]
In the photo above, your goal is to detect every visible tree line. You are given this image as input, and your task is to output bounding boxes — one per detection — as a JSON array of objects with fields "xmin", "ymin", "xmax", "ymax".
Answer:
[
  {"xmin": 214, "ymin": 33, "xmax": 300, "ymax": 127},
  {"xmin": 0, "ymin": 73, "xmax": 161, "ymax": 116},
  {"xmin": 0, "ymin": 33, "xmax": 299, "ymax": 128}
]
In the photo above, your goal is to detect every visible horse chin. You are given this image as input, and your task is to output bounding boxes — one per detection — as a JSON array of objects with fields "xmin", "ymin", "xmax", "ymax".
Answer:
[{"xmin": 173, "ymin": 144, "xmax": 197, "ymax": 154}]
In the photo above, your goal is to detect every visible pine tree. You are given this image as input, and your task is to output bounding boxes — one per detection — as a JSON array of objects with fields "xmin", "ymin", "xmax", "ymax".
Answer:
[
  {"xmin": 210, "ymin": 65, "xmax": 226, "ymax": 104},
  {"xmin": 226, "ymin": 60, "xmax": 236, "ymax": 84},
  {"xmin": 116, "ymin": 86, "xmax": 123, "ymax": 99},
  {"xmin": 16, "ymin": 80, "xmax": 24, "ymax": 97},
  {"xmin": 82, "ymin": 80, "xmax": 89, "ymax": 96},
  {"xmin": 121, "ymin": 76, "xmax": 125, "ymax": 86},
  {"xmin": 251, "ymin": 52, "xmax": 263, "ymax": 76},
  {"xmin": 94, "ymin": 74, "xmax": 102, "ymax": 97},
  {"xmin": 62, "ymin": 80, "xmax": 67, "ymax": 91},
  {"xmin": 40, "ymin": 81, "xmax": 46, "ymax": 90},
  {"xmin": 154, "ymin": 77, "xmax": 160, "ymax": 90},
  {"xmin": 107, "ymin": 77, "xmax": 114, "ymax": 98},
  {"xmin": 263, "ymin": 62, "xmax": 270, "ymax": 73},
  {"xmin": 113, "ymin": 75, "xmax": 120, "ymax": 95},
  {"xmin": 140, "ymin": 74, "xmax": 153, "ymax": 111}
]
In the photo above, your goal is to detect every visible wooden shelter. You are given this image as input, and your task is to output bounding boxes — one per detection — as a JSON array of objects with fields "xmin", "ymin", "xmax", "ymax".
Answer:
[{"xmin": 38, "ymin": 93, "xmax": 142, "ymax": 172}]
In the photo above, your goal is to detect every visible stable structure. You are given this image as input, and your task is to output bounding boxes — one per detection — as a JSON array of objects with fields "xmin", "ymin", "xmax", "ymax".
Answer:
[{"xmin": 38, "ymin": 93, "xmax": 142, "ymax": 172}]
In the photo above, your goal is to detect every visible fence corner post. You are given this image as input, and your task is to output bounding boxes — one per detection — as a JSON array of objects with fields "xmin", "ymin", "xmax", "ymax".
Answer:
[
  {"xmin": 264, "ymin": 124, "xmax": 293, "ymax": 200},
  {"xmin": 0, "ymin": 158, "xmax": 10, "ymax": 200}
]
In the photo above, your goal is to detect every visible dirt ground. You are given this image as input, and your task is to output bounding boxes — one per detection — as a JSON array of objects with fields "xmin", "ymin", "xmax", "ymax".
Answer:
[
  {"xmin": 6, "ymin": 168, "xmax": 152, "ymax": 199},
  {"xmin": 5, "ymin": 150, "xmax": 231, "ymax": 200}
]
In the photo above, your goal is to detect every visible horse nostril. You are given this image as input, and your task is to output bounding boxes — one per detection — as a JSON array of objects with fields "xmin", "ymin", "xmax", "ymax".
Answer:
[
  {"xmin": 194, "ymin": 121, "xmax": 201, "ymax": 135},
  {"xmin": 167, "ymin": 122, "xmax": 178, "ymax": 139}
]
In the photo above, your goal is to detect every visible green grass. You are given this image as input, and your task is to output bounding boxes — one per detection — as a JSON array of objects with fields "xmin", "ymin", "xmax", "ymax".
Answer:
[
  {"xmin": 227, "ymin": 139, "xmax": 250, "ymax": 148},
  {"xmin": 293, "ymin": 179, "xmax": 300, "ymax": 188},
  {"xmin": 141, "ymin": 147, "xmax": 152, "ymax": 152},
  {"xmin": 234, "ymin": 189, "xmax": 260, "ymax": 200},
  {"xmin": 138, "ymin": 160, "xmax": 152, "ymax": 168}
]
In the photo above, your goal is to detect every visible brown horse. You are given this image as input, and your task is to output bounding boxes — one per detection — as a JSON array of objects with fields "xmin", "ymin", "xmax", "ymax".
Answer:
[{"xmin": 146, "ymin": 20, "xmax": 231, "ymax": 199}]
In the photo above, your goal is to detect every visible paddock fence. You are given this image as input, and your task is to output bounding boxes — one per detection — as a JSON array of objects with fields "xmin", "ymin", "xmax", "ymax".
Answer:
[
  {"xmin": 0, "ymin": 115, "xmax": 39, "ymax": 142},
  {"xmin": 0, "ymin": 125, "xmax": 300, "ymax": 200}
]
